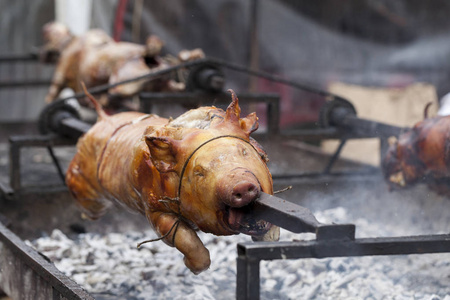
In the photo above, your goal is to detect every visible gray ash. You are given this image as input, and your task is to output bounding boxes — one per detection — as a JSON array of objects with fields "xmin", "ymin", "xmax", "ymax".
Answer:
[{"xmin": 29, "ymin": 207, "xmax": 450, "ymax": 299}]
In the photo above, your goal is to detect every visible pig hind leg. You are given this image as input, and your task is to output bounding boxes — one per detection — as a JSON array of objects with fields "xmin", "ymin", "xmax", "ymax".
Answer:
[{"xmin": 66, "ymin": 159, "xmax": 112, "ymax": 220}]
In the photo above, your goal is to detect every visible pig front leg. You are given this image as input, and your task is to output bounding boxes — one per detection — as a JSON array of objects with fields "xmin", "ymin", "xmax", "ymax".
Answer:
[
  {"xmin": 46, "ymin": 73, "xmax": 65, "ymax": 103},
  {"xmin": 45, "ymin": 57, "xmax": 70, "ymax": 103},
  {"xmin": 148, "ymin": 211, "xmax": 210, "ymax": 274}
]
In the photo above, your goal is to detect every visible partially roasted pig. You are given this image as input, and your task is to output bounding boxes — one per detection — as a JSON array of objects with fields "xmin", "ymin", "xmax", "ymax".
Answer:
[
  {"xmin": 382, "ymin": 113, "xmax": 450, "ymax": 195},
  {"xmin": 66, "ymin": 89, "xmax": 279, "ymax": 274},
  {"xmin": 41, "ymin": 22, "xmax": 204, "ymax": 111}
]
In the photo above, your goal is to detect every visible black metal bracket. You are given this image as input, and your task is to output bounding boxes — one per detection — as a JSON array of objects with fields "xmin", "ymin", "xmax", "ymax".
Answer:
[{"xmin": 1, "ymin": 98, "xmax": 91, "ymax": 198}]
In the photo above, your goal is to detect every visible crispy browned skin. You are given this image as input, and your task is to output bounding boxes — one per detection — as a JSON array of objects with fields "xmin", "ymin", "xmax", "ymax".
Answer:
[
  {"xmin": 41, "ymin": 22, "xmax": 204, "ymax": 109},
  {"xmin": 66, "ymin": 90, "xmax": 278, "ymax": 274},
  {"xmin": 382, "ymin": 114, "xmax": 450, "ymax": 195}
]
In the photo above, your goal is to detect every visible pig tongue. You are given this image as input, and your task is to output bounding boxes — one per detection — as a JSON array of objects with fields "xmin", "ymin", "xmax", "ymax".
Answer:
[{"xmin": 228, "ymin": 208, "xmax": 245, "ymax": 231}]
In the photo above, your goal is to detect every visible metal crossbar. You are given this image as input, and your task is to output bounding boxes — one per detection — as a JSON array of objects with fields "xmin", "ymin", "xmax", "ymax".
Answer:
[{"xmin": 236, "ymin": 192, "xmax": 450, "ymax": 300}]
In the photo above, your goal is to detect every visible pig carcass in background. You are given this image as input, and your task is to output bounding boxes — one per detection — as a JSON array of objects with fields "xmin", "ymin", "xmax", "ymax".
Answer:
[
  {"xmin": 66, "ymin": 89, "xmax": 279, "ymax": 274},
  {"xmin": 382, "ymin": 107, "xmax": 450, "ymax": 196},
  {"xmin": 40, "ymin": 22, "xmax": 205, "ymax": 112}
]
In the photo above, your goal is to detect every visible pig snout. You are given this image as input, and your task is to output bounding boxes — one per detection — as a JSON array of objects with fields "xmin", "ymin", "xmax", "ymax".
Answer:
[
  {"xmin": 230, "ymin": 181, "xmax": 260, "ymax": 206},
  {"xmin": 217, "ymin": 169, "xmax": 261, "ymax": 207}
]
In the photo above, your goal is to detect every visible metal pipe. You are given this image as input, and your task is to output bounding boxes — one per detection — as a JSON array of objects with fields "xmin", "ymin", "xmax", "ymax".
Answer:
[
  {"xmin": 239, "ymin": 234, "xmax": 450, "ymax": 261},
  {"xmin": 247, "ymin": 0, "xmax": 260, "ymax": 92},
  {"xmin": 330, "ymin": 106, "xmax": 407, "ymax": 138},
  {"xmin": 0, "ymin": 53, "xmax": 39, "ymax": 62},
  {"xmin": 322, "ymin": 138, "xmax": 347, "ymax": 174},
  {"xmin": 60, "ymin": 118, "xmax": 92, "ymax": 139},
  {"xmin": 0, "ymin": 80, "xmax": 51, "ymax": 88}
]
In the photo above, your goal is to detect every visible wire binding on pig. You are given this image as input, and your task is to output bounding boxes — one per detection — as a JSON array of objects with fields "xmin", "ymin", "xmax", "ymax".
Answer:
[
  {"xmin": 137, "ymin": 220, "xmax": 181, "ymax": 248},
  {"xmin": 273, "ymin": 186, "xmax": 293, "ymax": 194},
  {"xmin": 137, "ymin": 196, "xmax": 183, "ymax": 248}
]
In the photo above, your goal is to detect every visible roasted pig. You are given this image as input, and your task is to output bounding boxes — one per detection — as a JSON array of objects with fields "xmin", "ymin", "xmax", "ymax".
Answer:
[
  {"xmin": 382, "ymin": 112, "xmax": 450, "ymax": 195},
  {"xmin": 66, "ymin": 88, "xmax": 279, "ymax": 274},
  {"xmin": 40, "ymin": 22, "xmax": 204, "ymax": 111}
]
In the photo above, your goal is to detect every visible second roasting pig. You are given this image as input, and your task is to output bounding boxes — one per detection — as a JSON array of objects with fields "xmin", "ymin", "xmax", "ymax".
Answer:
[
  {"xmin": 66, "ymin": 90, "xmax": 279, "ymax": 274},
  {"xmin": 382, "ymin": 113, "xmax": 450, "ymax": 196},
  {"xmin": 41, "ymin": 22, "xmax": 204, "ymax": 110}
]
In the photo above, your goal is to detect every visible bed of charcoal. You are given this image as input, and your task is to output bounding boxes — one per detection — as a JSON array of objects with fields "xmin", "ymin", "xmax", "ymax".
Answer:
[{"xmin": 29, "ymin": 206, "xmax": 450, "ymax": 300}]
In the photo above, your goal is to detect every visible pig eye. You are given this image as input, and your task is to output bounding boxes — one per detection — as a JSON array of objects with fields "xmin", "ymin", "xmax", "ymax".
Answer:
[
  {"xmin": 237, "ymin": 144, "xmax": 248, "ymax": 156},
  {"xmin": 193, "ymin": 165, "xmax": 207, "ymax": 177}
]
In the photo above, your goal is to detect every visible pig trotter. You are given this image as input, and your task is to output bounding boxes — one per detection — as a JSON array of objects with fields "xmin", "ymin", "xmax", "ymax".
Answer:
[{"xmin": 148, "ymin": 212, "xmax": 211, "ymax": 274}]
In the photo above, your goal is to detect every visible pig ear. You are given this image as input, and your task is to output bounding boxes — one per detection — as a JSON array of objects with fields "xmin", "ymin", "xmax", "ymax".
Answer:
[
  {"xmin": 239, "ymin": 112, "xmax": 259, "ymax": 135},
  {"xmin": 226, "ymin": 90, "xmax": 260, "ymax": 135},
  {"xmin": 145, "ymin": 136, "xmax": 178, "ymax": 173},
  {"xmin": 225, "ymin": 89, "xmax": 241, "ymax": 123}
]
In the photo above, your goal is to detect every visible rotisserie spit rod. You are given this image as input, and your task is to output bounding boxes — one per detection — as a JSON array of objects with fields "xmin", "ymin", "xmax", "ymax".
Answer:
[
  {"xmin": 253, "ymin": 192, "xmax": 355, "ymax": 241},
  {"xmin": 319, "ymin": 97, "xmax": 408, "ymax": 139}
]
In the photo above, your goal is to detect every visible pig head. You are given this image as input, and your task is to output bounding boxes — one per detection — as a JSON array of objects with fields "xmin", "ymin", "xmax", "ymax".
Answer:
[
  {"xmin": 382, "ymin": 115, "xmax": 450, "ymax": 195},
  {"xmin": 66, "ymin": 90, "xmax": 278, "ymax": 274},
  {"xmin": 146, "ymin": 96, "xmax": 274, "ymax": 237}
]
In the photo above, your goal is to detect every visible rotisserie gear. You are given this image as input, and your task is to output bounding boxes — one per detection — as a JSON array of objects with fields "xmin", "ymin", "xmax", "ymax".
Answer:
[
  {"xmin": 66, "ymin": 89, "xmax": 279, "ymax": 274},
  {"xmin": 382, "ymin": 114, "xmax": 450, "ymax": 195}
]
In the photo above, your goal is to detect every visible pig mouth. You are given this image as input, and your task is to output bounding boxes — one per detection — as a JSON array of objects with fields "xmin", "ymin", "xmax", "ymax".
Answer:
[{"xmin": 224, "ymin": 205, "xmax": 272, "ymax": 236}]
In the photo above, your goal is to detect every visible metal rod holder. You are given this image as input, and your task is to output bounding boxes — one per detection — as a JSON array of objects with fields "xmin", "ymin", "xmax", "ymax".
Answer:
[{"xmin": 237, "ymin": 192, "xmax": 450, "ymax": 300}]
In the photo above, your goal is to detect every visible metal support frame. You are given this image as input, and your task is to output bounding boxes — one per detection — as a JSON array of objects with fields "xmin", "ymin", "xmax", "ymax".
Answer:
[
  {"xmin": 271, "ymin": 135, "xmax": 379, "ymax": 182},
  {"xmin": 278, "ymin": 98, "xmax": 407, "ymax": 180},
  {"xmin": 139, "ymin": 92, "xmax": 280, "ymax": 135},
  {"xmin": 237, "ymin": 192, "xmax": 450, "ymax": 299},
  {"xmin": 237, "ymin": 235, "xmax": 450, "ymax": 300},
  {"xmin": 0, "ymin": 53, "xmax": 52, "ymax": 88},
  {"xmin": 4, "ymin": 134, "xmax": 75, "ymax": 197}
]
